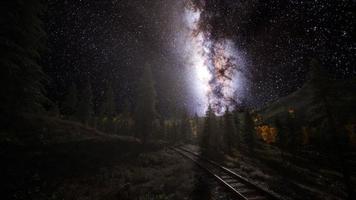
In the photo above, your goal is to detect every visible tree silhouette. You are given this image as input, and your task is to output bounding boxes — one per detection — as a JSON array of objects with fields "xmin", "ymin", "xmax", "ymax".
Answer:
[
  {"xmin": 233, "ymin": 108, "xmax": 241, "ymax": 151},
  {"xmin": 201, "ymin": 105, "xmax": 214, "ymax": 148},
  {"xmin": 134, "ymin": 65, "xmax": 157, "ymax": 144},
  {"xmin": 201, "ymin": 105, "xmax": 220, "ymax": 155},
  {"xmin": 275, "ymin": 118, "xmax": 287, "ymax": 161},
  {"xmin": 120, "ymin": 99, "xmax": 132, "ymax": 136},
  {"xmin": 100, "ymin": 81, "xmax": 116, "ymax": 118},
  {"xmin": 0, "ymin": 0, "xmax": 47, "ymax": 115},
  {"xmin": 99, "ymin": 81, "xmax": 116, "ymax": 132},
  {"xmin": 180, "ymin": 108, "xmax": 191, "ymax": 142},
  {"xmin": 308, "ymin": 59, "xmax": 353, "ymax": 199},
  {"xmin": 76, "ymin": 78, "xmax": 94, "ymax": 126},
  {"xmin": 223, "ymin": 107, "xmax": 236, "ymax": 153},
  {"xmin": 62, "ymin": 83, "xmax": 78, "ymax": 117},
  {"xmin": 286, "ymin": 111, "xmax": 301, "ymax": 156},
  {"xmin": 193, "ymin": 113, "xmax": 200, "ymax": 141},
  {"xmin": 243, "ymin": 111, "xmax": 256, "ymax": 154}
]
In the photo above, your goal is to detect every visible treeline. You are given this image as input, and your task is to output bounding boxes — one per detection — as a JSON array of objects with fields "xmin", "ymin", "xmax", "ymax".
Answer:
[
  {"xmin": 272, "ymin": 59, "xmax": 354, "ymax": 156},
  {"xmin": 0, "ymin": 0, "xmax": 191, "ymax": 145},
  {"xmin": 51, "ymin": 65, "xmax": 192, "ymax": 145},
  {"xmin": 0, "ymin": 0, "xmax": 186, "ymax": 144},
  {"xmin": 192, "ymin": 60, "xmax": 355, "ymax": 199},
  {"xmin": 196, "ymin": 59, "xmax": 355, "ymax": 159},
  {"xmin": 194, "ymin": 59, "xmax": 355, "ymax": 198},
  {"xmin": 56, "ymin": 67, "xmax": 197, "ymax": 145},
  {"xmin": 197, "ymin": 105, "xmax": 278, "ymax": 156},
  {"xmin": 1, "ymin": 0, "xmax": 47, "ymax": 118},
  {"xmin": 196, "ymin": 59, "xmax": 355, "ymax": 160}
]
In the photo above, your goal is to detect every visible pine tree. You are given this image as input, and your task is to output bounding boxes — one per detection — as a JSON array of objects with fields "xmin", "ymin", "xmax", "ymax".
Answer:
[
  {"xmin": 48, "ymin": 101, "xmax": 60, "ymax": 117},
  {"xmin": 275, "ymin": 118, "xmax": 286, "ymax": 149},
  {"xmin": 134, "ymin": 65, "xmax": 157, "ymax": 143},
  {"xmin": 215, "ymin": 117, "xmax": 224, "ymax": 153},
  {"xmin": 171, "ymin": 120, "xmax": 179, "ymax": 143},
  {"xmin": 99, "ymin": 81, "xmax": 116, "ymax": 132},
  {"xmin": 122, "ymin": 99, "xmax": 131, "ymax": 118},
  {"xmin": 62, "ymin": 83, "xmax": 78, "ymax": 117},
  {"xmin": 308, "ymin": 59, "xmax": 353, "ymax": 199},
  {"xmin": 157, "ymin": 118, "xmax": 165, "ymax": 139},
  {"xmin": 201, "ymin": 105, "xmax": 216, "ymax": 150},
  {"xmin": 223, "ymin": 107, "xmax": 236, "ymax": 153},
  {"xmin": 286, "ymin": 112, "xmax": 300, "ymax": 156},
  {"xmin": 233, "ymin": 108, "xmax": 241, "ymax": 151},
  {"xmin": 193, "ymin": 113, "xmax": 200, "ymax": 140},
  {"xmin": 121, "ymin": 99, "xmax": 132, "ymax": 136},
  {"xmin": 243, "ymin": 111, "xmax": 256, "ymax": 153},
  {"xmin": 180, "ymin": 108, "xmax": 191, "ymax": 142},
  {"xmin": 76, "ymin": 79, "xmax": 94, "ymax": 126},
  {"xmin": 100, "ymin": 81, "xmax": 116, "ymax": 118},
  {"xmin": 275, "ymin": 118, "xmax": 287, "ymax": 161},
  {"xmin": 308, "ymin": 59, "xmax": 334, "ymax": 148},
  {"xmin": 0, "ymin": 0, "xmax": 47, "ymax": 115}
]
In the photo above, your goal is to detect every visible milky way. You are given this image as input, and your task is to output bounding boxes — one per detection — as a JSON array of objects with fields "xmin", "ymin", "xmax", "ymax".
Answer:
[
  {"xmin": 185, "ymin": 0, "xmax": 355, "ymax": 111},
  {"xmin": 183, "ymin": 6, "xmax": 247, "ymax": 115},
  {"xmin": 43, "ymin": 0, "xmax": 355, "ymax": 117}
]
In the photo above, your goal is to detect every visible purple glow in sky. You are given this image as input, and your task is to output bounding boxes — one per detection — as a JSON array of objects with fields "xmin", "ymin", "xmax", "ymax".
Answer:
[{"xmin": 182, "ymin": 6, "xmax": 248, "ymax": 115}]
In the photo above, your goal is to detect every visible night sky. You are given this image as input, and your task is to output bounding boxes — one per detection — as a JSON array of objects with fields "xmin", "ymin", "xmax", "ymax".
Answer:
[{"xmin": 43, "ymin": 0, "xmax": 356, "ymax": 115}]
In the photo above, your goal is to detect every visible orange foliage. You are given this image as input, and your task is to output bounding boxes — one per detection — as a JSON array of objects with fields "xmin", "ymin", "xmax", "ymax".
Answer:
[
  {"xmin": 288, "ymin": 108, "xmax": 295, "ymax": 114},
  {"xmin": 256, "ymin": 125, "xmax": 277, "ymax": 144}
]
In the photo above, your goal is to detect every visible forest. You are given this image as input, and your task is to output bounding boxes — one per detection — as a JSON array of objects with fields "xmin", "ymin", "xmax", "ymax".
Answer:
[{"xmin": 1, "ymin": 0, "xmax": 355, "ymax": 200}]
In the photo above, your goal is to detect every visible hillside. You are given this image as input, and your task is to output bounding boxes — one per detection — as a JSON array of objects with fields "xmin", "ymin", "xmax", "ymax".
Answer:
[
  {"xmin": 258, "ymin": 78, "xmax": 356, "ymax": 125},
  {"xmin": 0, "ymin": 114, "xmax": 140, "ymax": 146}
]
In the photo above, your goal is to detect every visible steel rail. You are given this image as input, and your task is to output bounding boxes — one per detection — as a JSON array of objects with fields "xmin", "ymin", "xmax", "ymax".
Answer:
[{"xmin": 173, "ymin": 146, "xmax": 281, "ymax": 200}]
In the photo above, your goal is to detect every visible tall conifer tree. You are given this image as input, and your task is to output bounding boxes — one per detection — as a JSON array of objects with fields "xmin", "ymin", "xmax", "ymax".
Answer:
[
  {"xmin": 0, "ymin": 0, "xmax": 47, "ymax": 115},
  {"xmin": 201, "ymin": 105, "xmax": 216, "ymax": 149},
  {"xmin": 100, "ymin": 81, "xmax": 116, "ymax": 118},
  {"xmin": 62, "ymin": 83, "xmax": 78, "ymax": 117},
  {"xmin": 76, "ymin": 78, "xmax": 93, "ymax": 125},
  {"xmin": 223, "ymin": 107, "xmax": 236, "ymax": 153},
  {"xmin": 180, "ymin": 108, "xmax": 191, "ymax": 142},
  {"xmin": 243, "ymin": 111, "xmax": 256, "ymax": 153},
  {"xmin": 134, "ymin": 65, "xmax": 157, "ymax": 143}
]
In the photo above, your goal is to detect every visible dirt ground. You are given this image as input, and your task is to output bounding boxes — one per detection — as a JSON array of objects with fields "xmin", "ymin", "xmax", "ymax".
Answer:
[
  {"xmin": 2, "ymin": 146, "xmax": 239, "ymax": 200},
  {"xmin": 185, "ymin": 144, "xmax": 352, "ymax": 200}
]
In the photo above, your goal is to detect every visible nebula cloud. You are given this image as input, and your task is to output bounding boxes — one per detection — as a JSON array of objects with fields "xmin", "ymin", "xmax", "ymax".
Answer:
[{"xmin": 183, "ymin": 6, "xmax": 247, "ymax": 115}]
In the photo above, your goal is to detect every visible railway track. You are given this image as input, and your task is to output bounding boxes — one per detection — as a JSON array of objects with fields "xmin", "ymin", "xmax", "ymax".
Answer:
[{"xmin": 173, "ymin": 146, "xmax": 281, "ymax": 200}]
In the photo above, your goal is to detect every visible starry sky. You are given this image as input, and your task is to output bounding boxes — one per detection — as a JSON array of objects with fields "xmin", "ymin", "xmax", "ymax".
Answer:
[{"xmin": 43, "ymin": 0, "xmax": 356, "ymax": 116}]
